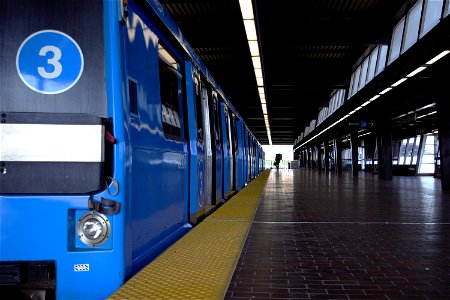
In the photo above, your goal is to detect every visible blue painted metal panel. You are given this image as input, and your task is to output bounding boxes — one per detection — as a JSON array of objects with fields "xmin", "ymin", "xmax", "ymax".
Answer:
[
  {"xmin": 0, "ymin": 1, "xmax": 126, "ymax": 299},
  {"xmin": 123, "ymin": 1, "xmax": 190, "ymax": 274},
  {"xmin": 0, "ymin": 195, "xmax": 124, "ymax": 299},
  {"xmin": 185, "ymin": 62, "xmax": 207, "ymax": 223},
  {"xmin": 103, "ymin": 0, "xmax": 132, "ymax": 279}
]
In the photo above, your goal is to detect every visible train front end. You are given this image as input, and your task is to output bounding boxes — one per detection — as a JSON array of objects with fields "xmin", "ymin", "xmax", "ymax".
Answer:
[{"xmin": 0, "ymin": 1, "xmax": 126, "ymax": 298}]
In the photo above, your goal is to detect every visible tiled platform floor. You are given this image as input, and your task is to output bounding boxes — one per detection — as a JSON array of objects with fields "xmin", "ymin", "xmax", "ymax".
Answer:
[{"xmin": 225, "ymin": 169, "xmax": 450, "ymax": 300}]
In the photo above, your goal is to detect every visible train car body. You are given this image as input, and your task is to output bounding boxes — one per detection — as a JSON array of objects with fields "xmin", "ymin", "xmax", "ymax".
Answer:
[{"xmin": 0, "ymin": 0, "xmax": 264, "ymax": 299}]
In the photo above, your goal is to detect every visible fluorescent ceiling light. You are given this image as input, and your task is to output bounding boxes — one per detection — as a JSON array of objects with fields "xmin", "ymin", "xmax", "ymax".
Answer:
[
  {"xmin": 260, "ymin": 99, "xmax": 266, "ymax": 104},
  {"xmin": 391, "ymin": 78, "xmax": 408, "ymax": 87},
  {"xmin": 406, "ymin": 66, "xmax": 427, "ymax": 77},
  {"xmin": 417, "ymin": 103, "xmax": 436, "ymax": 111},
  {"xmin": 417, "ymin": 111, "xmax": 437, "ymax": 119},
  {"xmin": 243, "ymin": 20, "xmax": 257, "ymax": 41},
  {"xmin": 238, "ymin": 0, "xmax": 254, "ymax": 19},
  {"xmin": 258, "ymin": 87, "xmax": 264, "ymax": 94},
  {"xmin": 252, "ymin": 56, "xmax": 261, "ymax": 69},
  {"xmin": 254, "ymin": 68, "xmax": 262, "ymax": 78},
  {"xmin": 354, "ymin": 106, "xmax": 362, "ymax": 111},
  {"xmin": 426, "ymin": 50, "xmax": 450, "ymax": 65},
  {"xmin": 248, "ymin": 40, "xmax": 259, "ymax": 56},
  {"xmin": 361, "ymin": 100, "xmax": 371, "ymax": 107},
  {"xmin": 256, "ymin": 77, "xmax": 264, "ymax": 86},
  {"xmin": 379, "ymin": 87, "xmax": 392, "ymax": 95},
  {"xmin": 359, "ymin": 132, "xmax": 371, "ymax": 138},
  {"xmin": 369, "ymin": 94, "xmax": 380, "ymax": 101}
]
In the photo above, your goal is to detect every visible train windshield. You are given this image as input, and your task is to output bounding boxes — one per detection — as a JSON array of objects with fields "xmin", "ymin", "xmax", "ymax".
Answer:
[{"xmin": 0, "ymin": 0, "xmax": 106, "ymax": 116}]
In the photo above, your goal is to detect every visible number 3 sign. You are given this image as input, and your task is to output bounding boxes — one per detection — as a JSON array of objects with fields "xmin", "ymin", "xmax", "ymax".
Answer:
[{"xmin": 16, "ymin": 30, "xmax": 84, "ymax": 94}]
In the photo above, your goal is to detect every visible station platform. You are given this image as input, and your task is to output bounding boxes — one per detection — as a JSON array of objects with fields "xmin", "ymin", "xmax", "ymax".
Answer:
[{"xmin": 110, "ymin": 169, "xmax": 450, "ymax": 300}]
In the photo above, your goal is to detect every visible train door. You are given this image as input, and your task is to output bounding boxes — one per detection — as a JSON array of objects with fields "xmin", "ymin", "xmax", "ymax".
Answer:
[
  {"xmin": 221, "ymin": 102, "xmax": 233, "ymax": 199},
  {"xmin": 252, "ymin": 138, "xmax": 257, "ymax": 178},
  {"xmin": 230, "ymin": 113, "xmax": 238, "ymax": 191},
  {"xmin": 200, "ymin": 79, "xmax": 213, "ymax": 211},
  {"xmin": 245, "ymin": 130, "xmax": 250, "ymax": 182},
  {"xmin": 242, "ymin": 127, "xmax": 248, "ymax": 183},
  {"xmin": 235, "ymin": 118, "xmax": 245, "ymax": 190},
  {"xmin": 123, "ymin": 9, "xmax": 190, "ymax": 273},
  {"xmin": 247, "ymin": 132, "xmax": 252, "ymax": 180},
  {"xmin": 187, "ymin": 73, "xmax": 206, "ymax": 223},
  {"xmin": 212, "ymin": 92, "xmax": 224, "ymax": 202}
]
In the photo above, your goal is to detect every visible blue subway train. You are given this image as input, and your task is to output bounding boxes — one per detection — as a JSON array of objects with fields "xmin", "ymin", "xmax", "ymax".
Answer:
[{"xmin": 0, "ymin": 0, "xmax": 265, "ymax": 298}]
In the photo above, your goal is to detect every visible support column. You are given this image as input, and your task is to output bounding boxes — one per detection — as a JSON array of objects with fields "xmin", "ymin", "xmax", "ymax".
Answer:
[
  {"xmin": 306, "ymin": 148, "xmax": 311, "ymax": 168},
  {"xmin": 302, "ymin": 149, "xmax": 306, "ymax": 168},
  {"xmin": 316, "ymin": 144, "xmax": 322, "ymax": 171},
  {"xmin": 324, "ymin": 140, "xmax": 330, "ymax": 172},
  {"xmin": 438, "ymin": 97, "xmax": 450, "ymax": 190},
  {"xmin": 304, "ymin": 149, "xmax": 308, "ymax": 168},
  {"xmin": 334, "ymin": 137, "xmax": 343, "ymax": 174},
  {"xmin": 376, "ymin": 123, "xmax": 393, "ymax": 180},
  {"xmin": 350, "ymin": 130, "xmax": 359, "ymax": 176}
]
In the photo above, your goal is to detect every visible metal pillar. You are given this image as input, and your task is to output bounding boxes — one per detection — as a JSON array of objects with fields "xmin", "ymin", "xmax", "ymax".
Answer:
[
  {"xmin": 438, "ymin": 97, "xmax": 450, "ymax": 190},
  {"xmin": 350, "ymin": 130, "xmax": 359, "ymax": 176},
  {"xmin": 324, "ymin": 140, "xmax": 330, "ymax": 172},
  {"xmin": 334, "ymin": 137, "xmax": 343, "ymax": 174},
  {"xmin": 376, "ymin": 123, "xmax": 393, "ymax": 180},
  {"xmin": 316, "ymin": 144, "xmax": 322, "ymax": 170}
]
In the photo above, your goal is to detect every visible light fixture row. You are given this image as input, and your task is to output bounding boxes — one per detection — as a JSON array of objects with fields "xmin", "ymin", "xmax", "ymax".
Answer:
[
  {"xmin": 294, "ymin": 50, "xmax": 450, "ymax": 151},
  {"xmin": 238, "ymin": 0, "xmax": 271, "ymax": 145}
]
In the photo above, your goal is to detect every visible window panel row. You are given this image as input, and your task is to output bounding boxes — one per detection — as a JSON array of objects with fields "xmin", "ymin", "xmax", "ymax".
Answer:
[
  {"xmin": 388, "ymin": 0, "xmax": 447, "ymax": 65},
  {"xmin": 348, "ymin": 45, "xmax": 388, "ymax": 99}
]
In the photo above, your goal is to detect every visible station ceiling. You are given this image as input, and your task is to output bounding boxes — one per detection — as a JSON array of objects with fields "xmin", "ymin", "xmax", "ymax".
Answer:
[{"xmin": 158, "ymin": 0, "xmax": 440, "ymax": 145}]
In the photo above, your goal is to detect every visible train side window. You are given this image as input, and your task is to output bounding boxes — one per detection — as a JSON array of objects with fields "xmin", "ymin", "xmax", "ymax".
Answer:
[
  {"xmin": 232, "ymin": 114, "xmax": 238, "ymax": 152},
  {"xmin": 128, "ymin": 78, "xmax": 139, "ymax": 116},
  {"xmin": 158, "ymin": 44, "xmax": 183, "ymax": 138},
  {"xmin": 213, "ymin": 94, "xmax": 222, "ymax": 148},
  {"xmin": 224, "ymin": 106, "xmax": 231, "ymax": 150},
  {"xmin": 194, "ymin": 76, "xmax": 204, "ymax": 143}
]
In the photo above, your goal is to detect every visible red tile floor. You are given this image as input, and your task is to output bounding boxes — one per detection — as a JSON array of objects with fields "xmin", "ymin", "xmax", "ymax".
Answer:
[{"xmin": 225, "ymin": 169, "xmax": 450, "ymax": 300}]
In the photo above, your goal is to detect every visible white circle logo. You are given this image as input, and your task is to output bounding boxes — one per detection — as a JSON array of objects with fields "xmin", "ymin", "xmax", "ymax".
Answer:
[{"xmin": 16, "ymin": 30, "xmax": 84, "ymax": 94}]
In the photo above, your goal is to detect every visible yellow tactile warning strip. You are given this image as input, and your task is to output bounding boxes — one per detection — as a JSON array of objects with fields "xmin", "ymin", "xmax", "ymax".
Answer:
[{"xmin": 109, "ymin": 170, "xmax": 270, "ymax": 300}]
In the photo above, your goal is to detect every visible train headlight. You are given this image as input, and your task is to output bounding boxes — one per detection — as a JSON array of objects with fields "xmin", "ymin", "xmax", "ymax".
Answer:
[{"xmin": 77, "ymin": 211, "xmax": 111, "ymax": 247}]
